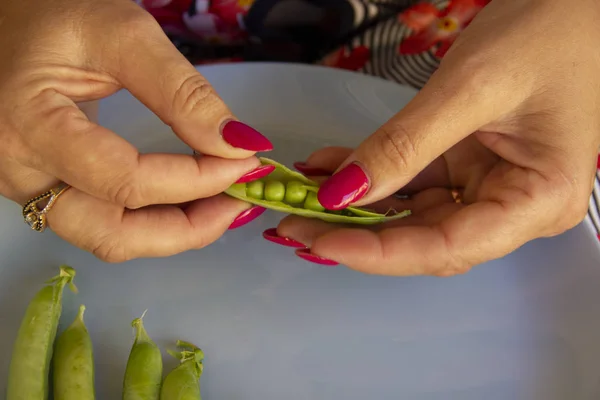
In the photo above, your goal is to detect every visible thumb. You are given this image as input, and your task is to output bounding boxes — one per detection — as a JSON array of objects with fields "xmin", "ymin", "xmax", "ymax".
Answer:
[
  {"xmin": 316, "ymin": 61, "xmax": 501, "ymax": 210},
  {"xmin": 90, "ymin": 3, "xmax": 272, "ymax": 157}
]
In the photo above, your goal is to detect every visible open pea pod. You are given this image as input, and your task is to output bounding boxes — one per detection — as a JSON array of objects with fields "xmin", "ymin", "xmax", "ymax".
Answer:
[{"xmin": 224, "ymin": 157, "xmax": 411, "ymax": 225}]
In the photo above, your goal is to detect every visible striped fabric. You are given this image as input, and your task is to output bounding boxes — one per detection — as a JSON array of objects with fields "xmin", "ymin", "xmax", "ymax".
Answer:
[
  {"xmin": 343, "ymin": 0, "xmax": 446, "ymax": 88},
  {"xmin": 588, "ymin": 159, "xmax": 600, "ymax": 239}
]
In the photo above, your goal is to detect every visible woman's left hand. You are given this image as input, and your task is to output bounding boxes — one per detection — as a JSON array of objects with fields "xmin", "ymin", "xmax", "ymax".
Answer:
[{"xmin": 269, "ymin": 0, "xmax": 600, "ymax": 276}]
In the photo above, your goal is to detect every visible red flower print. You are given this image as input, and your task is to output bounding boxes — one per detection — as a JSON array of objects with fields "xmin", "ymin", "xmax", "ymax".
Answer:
[
  {"xmin": 397, "ymin": 2, "xmax": 439, "ymax": 31},
  {"xmin": 141, "ymin": 0, "xmax": 192, "ymax": 15},
  {"xmin": 321, "ymin": 46, "xmax": 370, "ymax": 71},
  {"xmin": 183, "ymin": 0, "xmax": 252, "ymax": 43},
  {"xmin": 140, "ymin": 0, "xmax": 173, "ymax": 8},
  {"xmin": 398, "ymin": 0, "xmax": 489, "ymax": 58},
  {"xmin": 140, "ymin": 0, "xmax": 252, "ymax": 44},
  {"xmin": 210, "ymin": 0, "xmax": 254, "ymax": 26}
]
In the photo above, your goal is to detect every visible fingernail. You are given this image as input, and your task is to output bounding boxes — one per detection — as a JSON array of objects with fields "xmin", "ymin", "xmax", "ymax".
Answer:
[
  {"xmin": 236, "ymin": 165, "xmax": 275, "ymax": 183},
  {"xmin": 293, "ymin": 162, "xmax": 331, "ymax": 176},
  {"xmin": 222, "ymin": 120, "xmax": 273, "ymax": 151},
  {"xmin": 317, "ymin": 162, "xmax": 369, "ymax": 210},
  {"xmin": 262, "ymin": 228, "xmax": 305, "ymax": 248},
  {"xmin": 295, "ymin": 248, "xmax": 338, "ymax": 266},
  {"xmin": 228, "ymin": 206, "xmax": 266, "ymax": 229}
]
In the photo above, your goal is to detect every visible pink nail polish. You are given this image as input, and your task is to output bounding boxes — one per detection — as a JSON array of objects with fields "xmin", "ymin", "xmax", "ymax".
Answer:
[
  {"xmin": 228, "ymin": 206, "xmax": 266, "ymax": 229},
  {"xmin": 317, "ymin": 162, "xmax": 369, "ymax": 210},
  {"xmin": 262, "ymin": 228, "xmax": 305, "ymax": 248},
  {"xmin": 295, "ymin": 248, "xmax": 338, "ymax": 266},
  {"xmin": 222, "ymin": 120, "xmax": 273, "ymax": 152},
  {"xmin": 293, "ymin": 162, "xmax": 331, "ymax": 176},
  {"xmin": 236, "ymin": 165, "xmax": 275, "ymax": 183}
]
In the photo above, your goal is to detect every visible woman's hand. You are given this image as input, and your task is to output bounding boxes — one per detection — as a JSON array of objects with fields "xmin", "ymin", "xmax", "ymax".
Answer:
[
  {"xmin": 274, "ymin": 0, "xmax": 600, "ymax": 275},
  {"xmin": 0, "ymin": 0, "xmax": 272, "ymax": 262}
]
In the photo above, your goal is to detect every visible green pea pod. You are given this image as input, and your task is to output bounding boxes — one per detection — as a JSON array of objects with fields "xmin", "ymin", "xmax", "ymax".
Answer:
[
  {"xmin": 160, "ymin": 340, "xmax": 204, "ymax": 400},
  {"xmin": 224, "ymin": 157, "xmax": 411, "ymax": 224},
  {"xmin": 53, "ymin": 304, "xmax": 95, "ymax": 400},
  {"xmin": 7, "ymin": 265, "xmax": 78, "ymax": 400},
  {"xmin": 123, "ymin": 311, "xmax": 163, "ymax": 400}
]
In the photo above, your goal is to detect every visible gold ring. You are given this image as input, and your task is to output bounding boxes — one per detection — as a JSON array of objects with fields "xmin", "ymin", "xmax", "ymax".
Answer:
[{"xmin": 22, "ymin": 182, "xmax": 72, "ymax": 232}]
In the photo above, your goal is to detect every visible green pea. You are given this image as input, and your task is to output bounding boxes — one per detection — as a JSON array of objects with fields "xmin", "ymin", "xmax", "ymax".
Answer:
[
  {"xmin": 285, "ymin": 181, "xmax": 308, "ymax": 204},
  {"xmin": 122, "ymin": 311, "xmax": 163, "ymax": 400},
  {"xmin": 264, "ymin": 180, "xmax": 285, "ymax": 201},
  {"xmin": 304, "ymin": 191, "xmax": 325, "ymax": 212},
  {"xmin": 160, "ymin": 340, "xmax": 204, "ymax": 400},
  {"xmin": 246, "ymin": 180, "xmax": 264, "ymax": 200},
  {"xmin": 224, "ymin": 157, "xmax": 412, "ymax": 224},
  {"xmin": 53, "ymin": 304, "xmax": 95, "ymax": 400},
  {"xmin": 7, "ymin": 265, "xmax": 77, "ymax": 400}
]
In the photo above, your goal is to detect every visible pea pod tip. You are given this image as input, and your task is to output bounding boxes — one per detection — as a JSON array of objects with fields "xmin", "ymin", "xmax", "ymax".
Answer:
[{"xmin": 45, "ymin": 265, "xmax": 78, "ymax": 293}]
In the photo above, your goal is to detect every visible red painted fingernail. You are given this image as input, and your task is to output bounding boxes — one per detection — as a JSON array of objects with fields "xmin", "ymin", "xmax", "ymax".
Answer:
[
  {"xmin": 222, "ymin": 120, "xmax": 273, "ymax": 152},
  {"xmin": 236, "ymin": 165, "xmax": 275, "ymax": 183},
  {"xmin": 293, "ymin": 162, "xmax": 331, "ymax": 176},
  {"xmin": 228, "ymin": 206, "xmax": 266, "ymax": 229},
  {"xmin": 262, "ymin": 228, "xmax": 305, "ymax": 248},
  {"xmin": 295, "ymin": 248, "xmax": 338, "ymax": 266},
  {"xmin": 317, "ymin": 162, "xmax": 369, "ymax": 210}
]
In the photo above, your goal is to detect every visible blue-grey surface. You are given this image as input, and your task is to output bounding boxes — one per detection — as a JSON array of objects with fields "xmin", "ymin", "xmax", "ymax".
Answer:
[{"xmin": 1, "ymin": 64, "xmax": 599, "ymax": 399}]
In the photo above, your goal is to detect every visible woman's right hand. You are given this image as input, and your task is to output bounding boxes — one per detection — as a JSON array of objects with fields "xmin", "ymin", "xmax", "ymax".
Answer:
[{"xmin": 0, "ymin": 0, "xmax": 272, "ymax": 262}]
